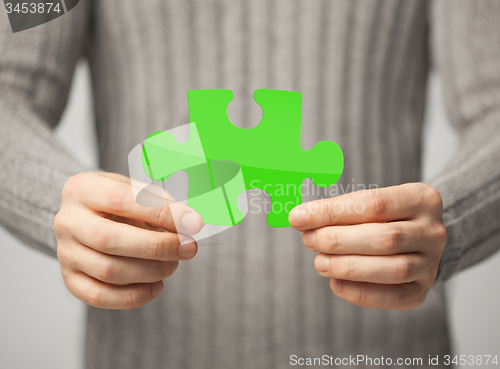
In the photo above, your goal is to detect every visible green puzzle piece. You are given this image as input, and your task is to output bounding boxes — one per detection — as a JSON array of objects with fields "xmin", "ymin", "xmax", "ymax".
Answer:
[{"xmin": 142, "ymin": 89, "xmax": 344, "ymax": 227}]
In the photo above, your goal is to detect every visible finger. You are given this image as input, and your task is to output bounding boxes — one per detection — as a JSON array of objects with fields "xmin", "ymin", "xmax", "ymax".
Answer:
[
  {"xmin": 98, "ymin": 172, "xmax": 131, "ymax": 184},
  {"xmin": 77, "ymin": 174, "xmax": 203, "ymax": 234},
  {"xmin": 328, "ymin": 278, "xmax": 425, "ymax": 310},
  {"xmin": 302, "ymin": 221, "xmax": 424, "ymax": 255},
  {"xmin": 65, "ymin": 241, "xmax": 179, "ymax": 285},
  {"xmin": 71, "ymin": 210, "xmax": 198, "ymax": 260},
  {"xmin": 100, "ymin": 173, "xmax": 172, "ymax": 202},
  {"xmin": 289, "ymin": 183, "xmax": 423, "ymax": 230},
  {"xmin": 64, "ymin": 271, "xmax": 164, "ymax": 310},
  {"xmin": 314, "ymin": 253, "xmax": 427, "ymax": 284},
  {"xmin": 114, "ymin": 215, "xmax": 168, "ymax": 232}
]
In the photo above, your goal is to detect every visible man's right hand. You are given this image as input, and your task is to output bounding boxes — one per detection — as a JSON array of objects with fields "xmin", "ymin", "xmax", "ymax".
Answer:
[{"xmin": 54, "ymin": 172, "xmax": 204, "ymax": 310}]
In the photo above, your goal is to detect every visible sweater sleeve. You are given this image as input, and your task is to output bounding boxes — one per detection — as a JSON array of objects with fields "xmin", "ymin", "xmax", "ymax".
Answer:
[
  {"xmin": 429, "ymin": 0, "xmax": 500, "ymax": 281},
  {"xmin": 0, "ymin": 2, "xmax": 93, "ymax": 258}
]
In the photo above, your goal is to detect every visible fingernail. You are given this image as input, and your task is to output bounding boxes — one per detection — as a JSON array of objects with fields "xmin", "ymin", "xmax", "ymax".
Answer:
[
  {"xmin": 152, "ymin": 281, "xmax": 163, "ymax": 297},
  {"xmin": 179, "ymin": 242, "xmax": 197, "ymax": 258},
  {"xmin": 181, "ymin": 211, "xmax": 203, "ymax": 234},
  {"xmin": 331, "ymin": 278, "xmax": 342, "ymax": 293},
  {"xmin": 290, "ymin": 208, "xmax": 308, "ymax": 227},
  {"xmin": 315, "ymin": 254, "xmax": 330, "ymax": 272},
  {"xmin": 302, "ymin": 231, "xmax": 315, "ymax": 248}
]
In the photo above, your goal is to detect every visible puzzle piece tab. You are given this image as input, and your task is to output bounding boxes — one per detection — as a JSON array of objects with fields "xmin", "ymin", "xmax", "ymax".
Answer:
[{"xmin": 142, "ymin": 89, "xmax": 344, "ymax": 227}]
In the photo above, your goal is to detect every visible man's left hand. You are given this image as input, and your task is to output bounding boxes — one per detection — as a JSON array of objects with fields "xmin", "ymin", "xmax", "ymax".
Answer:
[{"xmin": 289, "ymin": 183, "xmax": 447, "ymax": 311}]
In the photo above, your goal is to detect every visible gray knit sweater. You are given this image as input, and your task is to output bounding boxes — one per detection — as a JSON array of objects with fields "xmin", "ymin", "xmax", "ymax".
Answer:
[{"xmin": 1, "ymin": 1, "xmax": 500, "ymax": 368}]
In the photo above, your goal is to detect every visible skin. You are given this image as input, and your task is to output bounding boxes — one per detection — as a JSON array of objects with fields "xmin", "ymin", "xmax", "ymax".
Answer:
[
  {"xmin": 54, "ymin": 172, "xmax": 204, "ymax": 310},
  {"xmin": 289, "ymin": 183, "xmax": 447, "ymax": 311},
  {"xmin": 56, "ymin": 173, "xmax": 445, "ymax": 311}
]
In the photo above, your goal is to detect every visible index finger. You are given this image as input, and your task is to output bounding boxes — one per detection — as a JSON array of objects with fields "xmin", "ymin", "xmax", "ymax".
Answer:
[
  {"xmin": 77, "ymin": 174, "xmax": 204, "ymax": 235},
  {"xmin": 289, "ymin": 184, "xmax": 421, "ymax": 231}
]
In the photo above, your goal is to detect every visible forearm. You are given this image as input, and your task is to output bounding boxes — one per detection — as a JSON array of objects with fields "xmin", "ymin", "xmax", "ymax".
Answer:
[
  {"xmin": 430, "ymin": 112, "xmax": 500, "ymax": 281},
  {"xmin": 0, "ymin": 97, "xmax": 88, "ymax": 256},
  {"xmin": 0, "ymin": 1, "xmax": 93, "ymax": 255},
  {"xmin": 429, "ymin": 0, "xmax": 500, "ymax": 281}
]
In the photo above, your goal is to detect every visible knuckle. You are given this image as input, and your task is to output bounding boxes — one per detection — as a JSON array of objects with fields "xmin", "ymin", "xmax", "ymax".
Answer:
[
  {"xmin": 123, "ymin": 288, "xmax": 144, "ymax": 310},
  {"xmin": 398, "ymin": 290, "xmax": 426, "ymax": 311},
  {"xmin": 89, "ymin": 221, "xmax": 111, "ymax": 250},
  {"xmin": 382, "ymin": 226, "xmax": 403, "ymax": 252},
  {"xmin": 326, "ymin": 202, "xmax": 338, "ymax": 225},
  {"xmin": 107, "ymin": 185, "xmax": 131, "ymax": 212},
  {"xmin": 159, "ymin": 261, "xmax": 178, "ymax": 279},
  {"xmin": 53, "ymin": 211, "xmax": 70, "ymax": 235},
  {"xmin": 392, "ymin": 286, "xmax": 409, "ymax": 307},
  {"xmin": 149, "ymin": 232, "xmax": 166, "ymax": 260},
  {"xmin": 95, "ymin": 259, "xmax": 117, "ymax": 282},
  {"xmin": 328, "ymin": 229, "xmax": 342, "ymax": 253},
  {"xmin": 85, "ymin": 286, "xmax": 104, "ymax": 308},
  {"xmin": 421, "ymin": 185, "xmax": 443, "ymax": 211},
  {"xmin": 366, "ymin": 194, "xmax": 386, "ymax": 218},
  {"xmin": 338, "ymin": 257, "xmax": 355, "ymax": 279},
  {"xmin": 353, "ymin": 285, "xmax": 369, "ymax": 306},
  {"xmin": 394, "ymin": 257, "xmax": 415, "ymax": 281},
  {"xmin": 154, "ymin": 206, "xmax": 171, "ymax": 228},
  {"xmin": 344, "ymin": 257, "xmax": 356, "ymax": 279},
  {"xmin": 434, "ymin": 224, "xmax": 448, "ymax": 246},
  {"xmin": 62, "ymin": 174, "xmax": 83, "ymax": 199},
  {"xmin": 56, "ymin": 242, "xmax": 68, "ymax": 263}
]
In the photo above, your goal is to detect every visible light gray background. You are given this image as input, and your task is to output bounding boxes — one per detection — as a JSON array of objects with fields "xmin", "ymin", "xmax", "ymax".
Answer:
[{"xmin": 0, "ymin": 63, "xmax": 499, "ymax": 368}]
